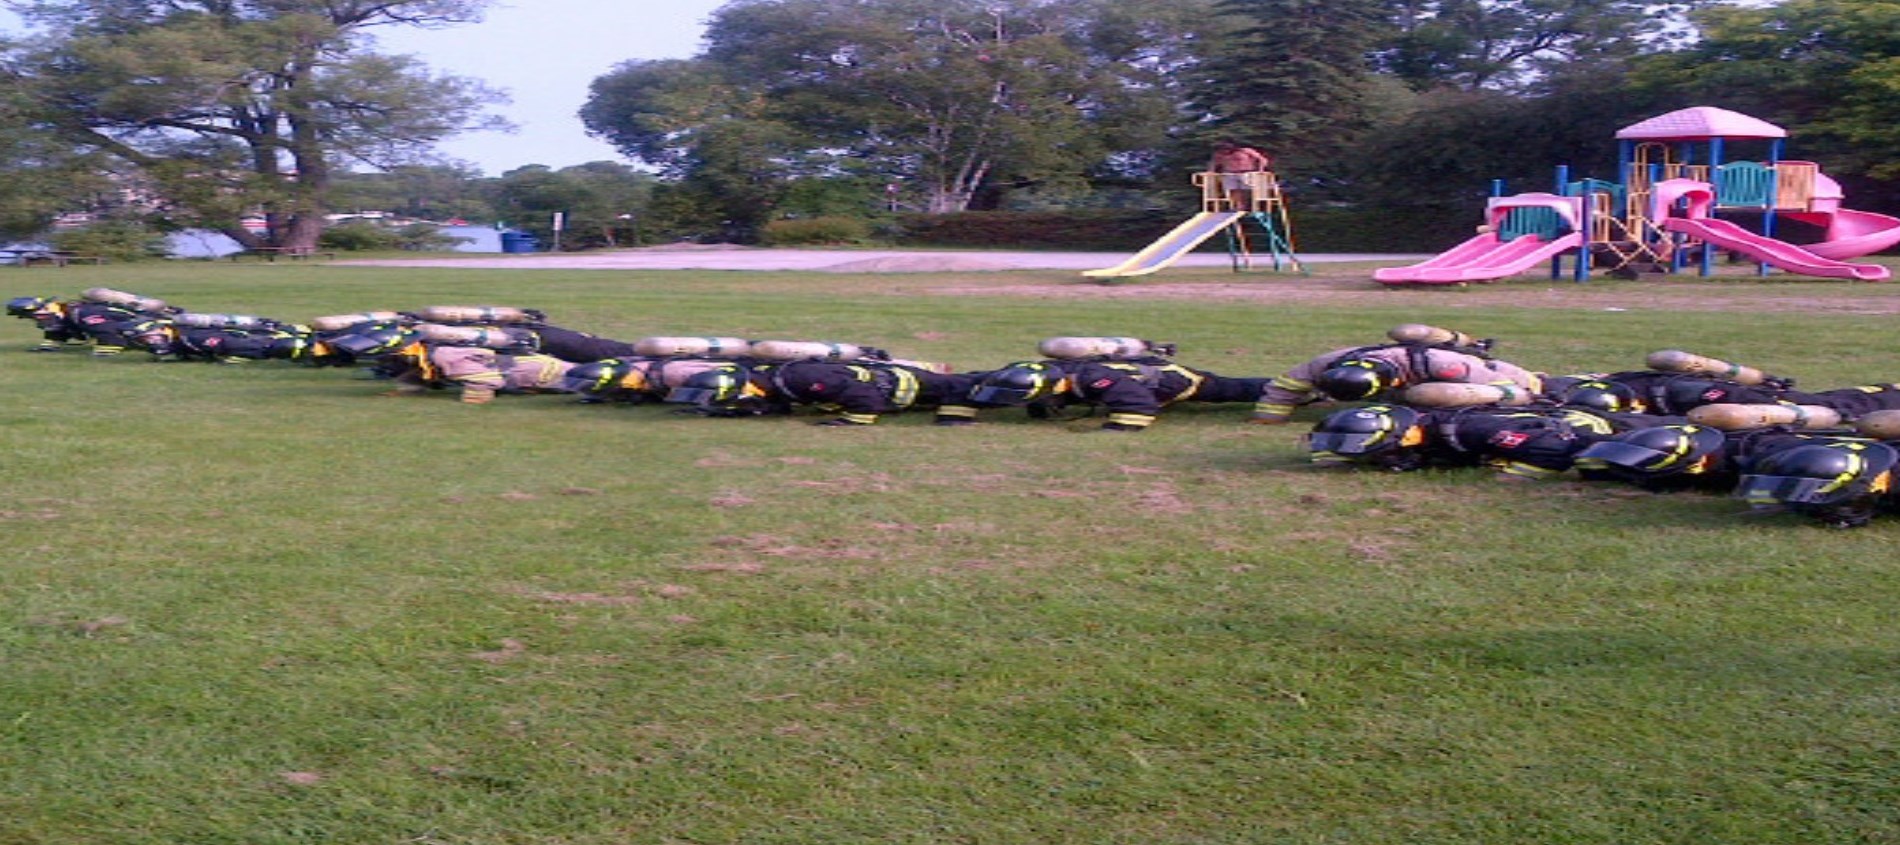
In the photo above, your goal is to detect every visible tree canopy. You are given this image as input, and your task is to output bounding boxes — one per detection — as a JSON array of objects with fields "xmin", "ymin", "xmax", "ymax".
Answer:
[{"xmin": 0, "ymin": 0, "xmax": 507, "ymax": 248}]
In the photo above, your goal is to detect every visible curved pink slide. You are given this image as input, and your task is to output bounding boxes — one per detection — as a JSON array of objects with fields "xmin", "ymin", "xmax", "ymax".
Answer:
[
  {"xmin": 1375, "ymin": 232, "xmax": 1584, "ymax": 285},
  {"xmin": 1664, "ymin": 217, "xmax": 1890, "ymax": 281},
  {"xmin": 1784, "ymin": 208, "xmax": 1900, "ymax": 262}
]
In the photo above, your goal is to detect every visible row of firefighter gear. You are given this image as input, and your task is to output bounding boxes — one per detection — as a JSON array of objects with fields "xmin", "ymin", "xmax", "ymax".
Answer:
[
  {"xmin": 12, "ymin": 291, "xmax": 1900, "ymax": 526},
  {"xmin": 1230, "ymin": 321, "xmax": 1900, "ymax": 529},
  {"xmin": 1301, "ymin": 370, "xmax": 1900, "ymax": 530},
  {"xmin": 4, "ymin": 290, "xmax": 1270, "ymax": 428}
]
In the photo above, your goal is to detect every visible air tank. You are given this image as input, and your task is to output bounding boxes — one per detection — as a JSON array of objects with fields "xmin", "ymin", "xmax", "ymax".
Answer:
[
  {"xmin": 82, "ymin": 287, "xmax": 169, "ymax": 312},
  {"xmin": 749, "ymin": 340, "xmax": 865, "ymax": 362},
  {"xmin": 172, "ymin": 313, "xmax": 275, "ymax": 330},
  {"xmin": 1036, "ymin": 336, "xmax": 1165, "ymax": 360},
  {"xmin": 412, "ymin": 305, "xmax": 544, "ymax": 325},
  {"xmin": 310, "ymin": 311, "xmax": 405, "ymax": 332},
  {"xmin": 1387, "ymin": 323, "xmax": 1481, "ymax": 348},
  {"xmin": 1686, "ymin": 403, "xmax": 1842, "ymax": 430},
  {"xmin": 1855, "ymin": 410, "xmax": 1900, "ymax": 440},
  {"xmin": 1645, "ymin": 349, "xmax": 1772, "ymax": 386},
  {"xmin": 632, "ymin": 336, "xmax": 753, "ymax": 358},
  {"xmin": 415, "ymin": 323, "xmax": 532, "ymax": 349},
  {"xmin": 1400, "ymin": 382, "xmax": 1533, "ymax": 408}
]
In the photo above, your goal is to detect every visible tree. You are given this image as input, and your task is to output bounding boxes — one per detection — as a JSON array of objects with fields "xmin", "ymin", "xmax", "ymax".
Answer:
[
  {"xmin": 584, "ymin": 0, "xmax": 1211, "ymax": 217},
  {"xmin": 1188, "ymin": 0, "xmax": 1387, "ymax": 175},
  {"xmin": 486, "ymin": 162, "xmax": 657, "ymax": 249},
  {"xmin": 0, "ymin": 0, "xmax": 508, "ymax": 250},
  {"xmin": 1377, "ymin": 0, "xmax": 1711, "ymax": 93},
  {"xmin": 1631, "ymin": 0, "xmax": 1900, "ymax": 205}
]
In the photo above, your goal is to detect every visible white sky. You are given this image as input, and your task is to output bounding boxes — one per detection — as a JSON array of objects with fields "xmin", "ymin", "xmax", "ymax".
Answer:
[{"xmin": 0, "ymin": 0, "xmax": 731, "ymax": 176}]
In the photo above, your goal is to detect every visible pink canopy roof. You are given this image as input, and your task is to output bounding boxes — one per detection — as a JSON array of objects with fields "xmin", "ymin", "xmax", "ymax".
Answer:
[{"xmin": 1615, "ymin": 107, "xmax": 1787, "ymax": 141}]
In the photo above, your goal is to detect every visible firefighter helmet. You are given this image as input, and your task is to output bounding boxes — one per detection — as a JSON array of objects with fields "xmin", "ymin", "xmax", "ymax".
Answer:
[
  {"xmin": 666, "ymin": 364, "xmax": 768, "ymax": 413},
  {"xmin": 561, "ymin": 359, "xmax": 645, "ymax": 398},
  {"xmin": 1573, "ymin": 424, "xmax": 1726, "ymax": 486},
  {"xmin": 969, "ymin": 361, "xmax": 1070, "ymax": 406},
  {"xmin": 1735, "ymin": 441, "xmax": 1898, "ymax": 528},
  {"xmin": 326, "ymin": 324, "xmax": 417, "ymax": 357},
  {"xmin": 1314, "ymin": 358, "xmax": 1400, "ymax": 401},
  {"xmin": 1306, "ymin": 404, "xmax": 1429, "ymax": 470},
  {"xmin": 1559, "ymin": 379, "xmax": 1640, "ymax": 414},
  {"xmin": 5, "ymin": 296, "xmax": 52, "ymax": 317}
]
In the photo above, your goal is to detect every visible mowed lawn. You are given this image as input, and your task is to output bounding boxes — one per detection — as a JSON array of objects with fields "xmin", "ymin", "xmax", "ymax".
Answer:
[{"xmin": 4, "ymin": 259, "xmax": 1900, "ymax": 844}]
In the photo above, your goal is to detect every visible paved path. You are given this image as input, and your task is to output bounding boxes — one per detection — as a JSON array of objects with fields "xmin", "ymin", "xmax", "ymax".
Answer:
[{"xmin": 338, "ymin": 247, "xmax": 1430, "ymax": 273}]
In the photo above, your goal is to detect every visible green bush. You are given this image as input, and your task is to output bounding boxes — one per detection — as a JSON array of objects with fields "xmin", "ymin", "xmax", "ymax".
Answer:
[
  {"xmin": 47, "ymin": 221, "xmax": 170, "ymax": 263},
  {"xmin": 759, "ymin": 216, "xmax": 873, "ymax": 246}
]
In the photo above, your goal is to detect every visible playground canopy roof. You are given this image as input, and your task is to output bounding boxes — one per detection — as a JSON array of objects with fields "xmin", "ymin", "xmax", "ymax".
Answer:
[{"xmin": 1615, "ymin": 107, "xmax": 1788, "ymax": 141}]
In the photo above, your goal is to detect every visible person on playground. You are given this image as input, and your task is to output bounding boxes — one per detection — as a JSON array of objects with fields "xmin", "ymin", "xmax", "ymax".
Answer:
[
  {"xmin": 1251, "ymin": 339, "xmax": 1542, "ymax": 424},
  {"xmin": 1209, "ymin": 139, "xmax": 1273, "ymax": 209}
]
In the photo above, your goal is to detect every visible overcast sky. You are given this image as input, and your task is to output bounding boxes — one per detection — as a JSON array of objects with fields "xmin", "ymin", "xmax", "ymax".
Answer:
[{"xmin": 0, "ymin": 0, "xmax": 731, "ymax": 176}]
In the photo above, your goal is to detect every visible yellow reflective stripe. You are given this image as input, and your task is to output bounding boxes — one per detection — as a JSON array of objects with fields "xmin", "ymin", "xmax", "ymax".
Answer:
[
  {"xmin": 1163, "ymin": 366, "xmax": 1206, "ymax": 405},
  {"xmin": 1271, "ymin": 376, "xmax": 1311, "ymax": 391},
  {"xmin": 1256, "ymin": 402, "xmax": 1296, "ymax": 416},
  {"xmin": 890, "ymin": 369, "xmax": 920, "ymax": 408},
  {"xmin": 1108, "ymin": 413, "xmax": 1154, "ymax": 427},
  {"xmin": 841, "ymin": 412, "xmax": 879, "ymax": 425},
  {"xmin": 1500, "ymin": 462, "xmax": 1560, "ymax": 479},
  {"xmin": 937, "ymin": 405, "xmax": 978, "ymax": 418}
]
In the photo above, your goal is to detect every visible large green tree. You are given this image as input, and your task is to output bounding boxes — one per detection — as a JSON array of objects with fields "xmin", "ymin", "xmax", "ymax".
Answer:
[
  {"xmin": 0, "ymin": 0, "xmax": 506, "ymax": 250},
  {"xmin": 1378, "ymin": 0, "xmax": 1711, "ymax": 93},
  {"xmin": 1632, "ymin": 0, "xmax": 1900, "ymax": 204},
  {"xmin": 1189, "ymin": 0, "xmax": 1386, "ymax": 172}
]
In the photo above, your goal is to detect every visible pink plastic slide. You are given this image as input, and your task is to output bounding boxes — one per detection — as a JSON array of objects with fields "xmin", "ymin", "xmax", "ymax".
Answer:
[
  {"xmin": 1784, "ymin": 208, "xmax": 1900, "ymax": 262},
  {"xmin": 1663, "ymin": 217, "xmax": 1890, "ymax": 281},
  {"xmin": 1374, "ymin": 232, "xmax": 1584, "ymax": 285},
  {"xmin": 1651, "ymin": 177, "xmax": 1891, "ymax": 281},
  {"xmin": 1376, "ymin": 192, "xmax": 1586, "ymax": 285}
]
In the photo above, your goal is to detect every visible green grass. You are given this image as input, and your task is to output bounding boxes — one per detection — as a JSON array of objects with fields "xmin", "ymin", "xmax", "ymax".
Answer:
[{"xmin": 3, "ymin": 260, "xmax": 1900, "ymax": 844}]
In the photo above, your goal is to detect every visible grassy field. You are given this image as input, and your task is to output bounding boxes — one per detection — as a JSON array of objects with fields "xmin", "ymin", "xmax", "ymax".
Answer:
[{"xmin": 3, "ymin": 258, "xmax": 1900, "ymax": 844}]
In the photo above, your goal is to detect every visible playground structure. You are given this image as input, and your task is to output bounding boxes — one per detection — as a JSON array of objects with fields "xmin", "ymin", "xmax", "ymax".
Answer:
[
  {"xmin": 1083, "ymin": 170, "xmax": 1303, "ymax": 279},
  {"xmin": 1375, "ymin": 106, "xmax": 1900, "ymax": 286}
]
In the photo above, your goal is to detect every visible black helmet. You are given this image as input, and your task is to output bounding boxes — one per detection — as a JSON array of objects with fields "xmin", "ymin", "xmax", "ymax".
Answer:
[
  {"xmin": 327, "ymin": 324, "xmax": 417, "ymax": 357},
  {"xmin": 969, "ymin": 361, "xmax": 1070, "ymax": 406},
  {"xmin": 1314, "ymin": 358, "xmax": 1400, "ymax": 401},
  {"xmin": 1560, "ymin": 379, "xmax": 1642, "ymax": 414},
  {"xmin": 561, "ymin": 359, "xmax": 646, "ymax": 397},
  {"xmin": 666, "ymin": 364, "xmax": 766, "ymax": 413},
  {"xmin": 1573, "ymin": 424, "xmax": 1726, "ymax": 485},
  {"xmin": 1306, "ymin": 404, "xmax": 1428, "ymax": 469},
  {"xmin": 1735, "ymin": 441, "xmax": 1898, "ymax": 528},
  {"xmin": 121, "ymin": 318, "xmax": 178, "ymax": 355},
  {"xmin": 5, "ymin": 296, "xmax": 52, "ymax": 317}
]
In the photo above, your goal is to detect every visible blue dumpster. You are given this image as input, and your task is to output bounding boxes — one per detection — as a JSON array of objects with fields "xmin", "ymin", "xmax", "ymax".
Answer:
[{"xmin": 499, "ymin": 231, "xmax": 538, "ymax": 254}]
